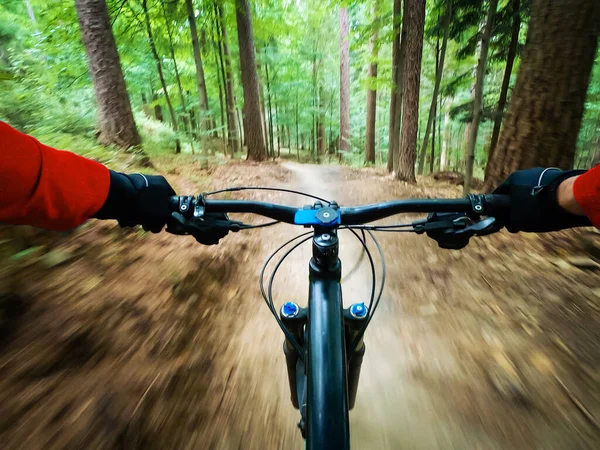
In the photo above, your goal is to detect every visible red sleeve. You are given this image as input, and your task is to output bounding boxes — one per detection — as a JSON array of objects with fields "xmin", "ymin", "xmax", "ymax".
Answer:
[
  {"xmin": 573, "ymin": 165, "xmax": 600, "ymax": 228},
  {"xmin": 0, "ymin": 121, "xmax": 110, "ymax": 231}
]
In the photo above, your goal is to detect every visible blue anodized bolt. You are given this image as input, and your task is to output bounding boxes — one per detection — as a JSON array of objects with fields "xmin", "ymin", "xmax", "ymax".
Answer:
[
  {"xmin": 350, "ymin": 302, "xmax": 368, "ymax": 318},
  {"xmin": 281, "ymin": 301, "xmax": 300, "ymax": 318}
]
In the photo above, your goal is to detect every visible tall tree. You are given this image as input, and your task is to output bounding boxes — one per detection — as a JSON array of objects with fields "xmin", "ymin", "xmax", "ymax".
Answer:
[
  {"xmin": 161, "ymin": 2, "xmax": 191, "ymax": 138},
  {"xmin": 339, "ymin": 6, "xmax": 350, "ymax": 154},
  {"xmin": 485, "ymin": 0, "xmax": 521, "ymax": 177},
  {"xmin": 463, "ymin": 0, "xmax": 498, "ymax": 194},
  {"xmin": 484, "ymin": 0, "xmax": 599, "ymax": 190},
  {"xmin": 396, "ymin": 0, "xmax": 425, "ymax": 182},
  {"xmin": 186, "ymin": 0, "xmax": 212, "ymax": 132},
  {"xmin": 235, "ymin": 0, "xmax": 266, "ymax": 161},
  {"xmin": 75, "ymin": 0, "xmax": 140, "ymax": 148},
  {"xmin": 417, "ymin": 0, "xmax": 452, "ymax": 175},
  {"xmin": 142, "ymin": 0, "xmax": 178, "ymax": 134},
  {"xmin": 215, "ymin": 2, "xmax": 239, "ymax": 154},
  {"xmin": 387, "ymin": 0, "xmax": 402, "ymax": 172},
  {"xmin": 365, "ymin": 2, "xmax": 380, "ymax": 164}
]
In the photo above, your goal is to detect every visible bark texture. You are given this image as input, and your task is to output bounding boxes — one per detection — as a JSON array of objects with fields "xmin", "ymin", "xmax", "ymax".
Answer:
[
  {"xmin": 235, "ymin": 0, "xmax": 266, "ymax": 161},
  {"xmin": 464, "ymin": 0, "xmax": 498, "ymax": 194},
  {"xmin": 339, "ymin": 7, "xmax": 351, "ymax": 153},
  {"xmin": 483, "ymin": 0, "xmax": 600, "ymax": 191},
  {"xmin": 395, "ymin": 0, "xmax": 425, "ymax": 182},
  {"xmin": 365, "ymin": 2, "xmax": 380, "ymax": 164},
  {"xmin": 75, "ymin": 0, "xmax": 140, "ymax": 148},
  {"xmin": 387, "ymin": 0, "xmax": 402, "ymax": 172}
]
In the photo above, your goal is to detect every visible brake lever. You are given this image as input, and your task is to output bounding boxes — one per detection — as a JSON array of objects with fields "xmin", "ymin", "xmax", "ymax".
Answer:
[
  {"xmin": 166, "ymin": 211, "xmax": 241, "ymax": 245},
  {"xmin": 414, "ymin": 213, "xmax": 501, "ymax": 250}
]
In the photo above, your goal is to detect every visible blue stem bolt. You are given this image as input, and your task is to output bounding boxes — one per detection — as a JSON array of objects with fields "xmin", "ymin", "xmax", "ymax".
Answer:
[
  {"xmin": 281, "ymin": 302, "xmax": 300, "ymax": 318},
  {"xmin": 350, "ymin": 302, "xmax": 368, "ymax": 318}
]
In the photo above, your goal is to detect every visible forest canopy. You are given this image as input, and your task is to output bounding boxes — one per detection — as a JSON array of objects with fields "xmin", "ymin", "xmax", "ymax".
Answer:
[{"xmin": 0, "ymin": 0, "xmax": 598, "ymax": 189}]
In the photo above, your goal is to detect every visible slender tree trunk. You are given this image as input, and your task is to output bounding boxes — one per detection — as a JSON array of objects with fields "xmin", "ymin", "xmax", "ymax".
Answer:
[
  {"xmin": 440, "ymin": 107, "xmax": 450, "ymax": 170},
  {"xmin": 216, "ymin": 3, "xmax": 239, "ymax": 154},
  {"xmin": 275, "ymin": 101, "xmax": 281, "ymax": 155},
  {"xmin": 484, "ymin": 0, "xmax": 599, "ymax": 190},
  {"xmin": 75, "ymin": 0, "xmax": 140, "ymax": 148},
  {"xmin": 186, "ymin": 0, "xmax": 211, "ymax": 133},
  {"xmin": 485, "ymin": 0, "xmax": 520, "ymax": 178},
  {"xmin": 295, "ymin": 88, "xmax": 299, "ymax": 151},
  {"xmin": 264, "ymin": 46, "xmax": 275, "ymax": 159},
  {"xmin": 417, "ymin": 0, "xmax": 452, "ymax": 174},
  {"xmin": 388, "ymin": 0, "xmax": 402, "ymax": 172},
  {"xmin": 430, "ymin": 79, "xmax": 437, "ymax": 173},
  {"xmin": 153, "ymin": 93, "xmax": 164, "ymax": 122},
  {"xmin": 365, "ymin": 2, "xmax": 380, "ymax": 164},
  {"xmin": 210, "ymin": 27, "xmax": 226, "ymax": 141},
  {"xmin": 339, "ymin": 7, "xmax": 351, "ymax": 154},
  {"xmin": 235, "ymin": 0, "xmax": 266, "ymax": 161},
  {"xmin": 392, "ymin": 5, "xmax": 408, "ymax": 174},
  {"xmin": 257, "ymin": 61, "xmax": 270, "ymax": 157},
  {"xmin": 142, "ymin": 0, "xmax": 177, "ymax": 133},
  {"xmin": 464, "ymin": 0, "xmax": 498, "ymax": 194},
  {"xmin": 318, "ymin": 87, "xmax": 326, "ymax": 156},
  {"xmin": 162, "ymin": 3, "xmax": 190, "ymax": 129},
  {"xmin": 396, "ymin": 0, "xmax": 425, "ymax": 182}
]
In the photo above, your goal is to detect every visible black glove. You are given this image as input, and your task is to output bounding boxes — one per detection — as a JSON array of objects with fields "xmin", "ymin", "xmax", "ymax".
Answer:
[
  {"xmin": 493, "ymin": 167, "xmax": 591, "ymax": 232},
  {"xmin": 94, "ymin": 171, "xmax": 176, "ymax": 233}
]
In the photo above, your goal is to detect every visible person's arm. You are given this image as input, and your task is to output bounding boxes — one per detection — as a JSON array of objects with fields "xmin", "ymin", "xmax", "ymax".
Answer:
[
  {"xmin": 557, "ymin": 175, "xmax": 585, "ymax": 216},
  {"xmin": 0, "ymin": 121, "xmax": 110, "ymax": 231},
  {"xmin": 570, "ymin": 165, "xmax": 600, "ymax": 226},
  {"xmin": 0, "ymin": 121, "xmax": 176, "ymax": 233}
]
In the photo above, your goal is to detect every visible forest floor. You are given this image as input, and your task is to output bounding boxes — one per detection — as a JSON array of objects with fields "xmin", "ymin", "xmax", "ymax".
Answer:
[{"xmin": 1, "ymin": 158, "xmax": 600, "ymax": 449}]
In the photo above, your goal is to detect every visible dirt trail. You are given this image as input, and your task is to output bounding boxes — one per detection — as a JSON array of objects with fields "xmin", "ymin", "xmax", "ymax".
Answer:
[{"xmin": 1, "ymin": 160, "xmax": 600, "ymax": 449}]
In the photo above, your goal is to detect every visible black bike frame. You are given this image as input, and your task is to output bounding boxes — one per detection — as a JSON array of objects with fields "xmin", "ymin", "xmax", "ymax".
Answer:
[{"xmin": 305, "ymin": 230, "xmax": 350, "ymax": 450}]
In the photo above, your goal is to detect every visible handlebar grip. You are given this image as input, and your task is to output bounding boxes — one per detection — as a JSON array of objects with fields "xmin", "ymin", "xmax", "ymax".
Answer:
[
  {"xmin": 483, "ymin": 194, "xmax": 511, "ymax": 217},
  {"xmin": 169, "ymin": 196, "xmax": 181, "ymax": 212}
]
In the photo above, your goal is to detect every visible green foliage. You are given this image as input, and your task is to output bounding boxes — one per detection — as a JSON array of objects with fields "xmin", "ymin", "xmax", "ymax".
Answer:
[{"xmin": 0, "ymin": 0, "xmax": 596, "ymax": 177}]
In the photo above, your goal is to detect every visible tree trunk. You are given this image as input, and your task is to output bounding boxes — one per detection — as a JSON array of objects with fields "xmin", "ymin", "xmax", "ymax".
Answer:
[
  {"xmin": 210, "ymin": 27, "xmax": 226, "ymax": 141},
  {"xmin": 440, "ymin": 108, "xmax": 450, "ymax": 170},
  {"xmin": 75, "ymin": 0, "xmax": 140, "ymax": 148},
  {"xmin": 186, "ymin": 0, "xmax": 211, "ymax": 132},
  {"xmin": 153, "ymin": 93, "xmax": 164, "ymax": 122},
  {"xmin": 365, "ymin": 2, "xmax": 380, "ymax": 164},
  {"xmin": 264, "ymin": 46, "xmax": 275, "ymax": 159},
  {"xmin": 395, "ymin": 0, "xmax": 425, "ymax": 182},
  {"xmin": 215, "ymin": 3, "xmax": 239, "ymax": 154},
  {"xmin": 339, "ymin": 7, "xmax": 351, "ymax": 154},
  {"xmin": 392, "ymin": 4, "xmax": 408, "ymax": 175},
  {"xmin": 485, "ymin": 0, "xmax": 520, "ymax": 178},
  {"xmin": 235, "ymin": 0, "xmax": 266, "ymax": 161},
  {"xmin": 256, "ymin": 61, "xmax": 269, "ymax": 157},
  {"xmin": 417, "ymin": 0, "xmax": 452, "ymax": 175},
  {"xmin": 430, "ymin": 57, "xmax": 438, "ymax": 175},
  {"xmin": 387, "ymin": 0, "xmax": 402, "ymax": 172},
  {"xmin": 162, "ymin": 2, "xmax": 191, "ymax": 136},
  {"xmin": 318, "ymin": 87, "xmax": 326, "ymax": 156},
  {"xmin": 142, "ymin": 0, "xmax": 177, "ymax": 134},
  {"xmin": 484, "ymin": 0, "xmax": 599, "ymax": 190},
  {"xmin": 463, "ymin": 0, "xmax": 498, "ymax": 194},
  {"xmin": 295, "ymin": 87, "xmax": 300, "ymax": 159}
]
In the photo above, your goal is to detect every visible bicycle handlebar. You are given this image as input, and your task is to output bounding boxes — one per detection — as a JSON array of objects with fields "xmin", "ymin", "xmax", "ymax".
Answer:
[{"xmin": 169, "ymin": 194, "xmax": 511, "ymax": 226}]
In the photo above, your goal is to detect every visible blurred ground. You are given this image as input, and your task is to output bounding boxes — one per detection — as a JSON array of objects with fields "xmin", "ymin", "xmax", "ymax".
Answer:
[{"xmin": 1, "ymin": 159, "xmax": 600, "ymax": 449}]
